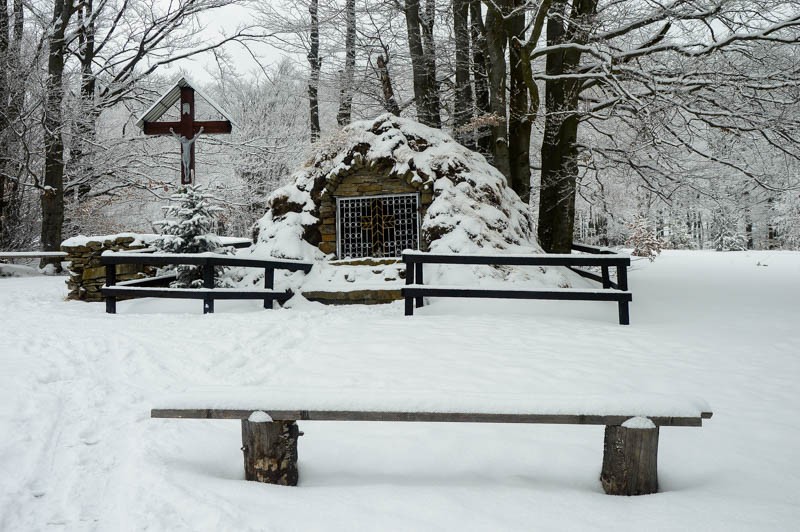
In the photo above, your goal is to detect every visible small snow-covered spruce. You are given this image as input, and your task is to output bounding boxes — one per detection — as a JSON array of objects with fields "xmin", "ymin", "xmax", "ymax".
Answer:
[
  {"xmin": 153, "ymin": 185, "xmax": 231, "ymax": 288},
  {"xmin": 625, "ymin": 215, "xmax": 663, "ymax": 261}
]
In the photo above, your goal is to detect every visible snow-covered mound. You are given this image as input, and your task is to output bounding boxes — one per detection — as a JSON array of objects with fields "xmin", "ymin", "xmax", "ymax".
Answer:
[
  {"xmin": 252, "ymin": 114, "xmax": 539, "ymax": 261},
  {"xmin": 247, "ymin": 114, "xmax": 584, "ymax": 289}
]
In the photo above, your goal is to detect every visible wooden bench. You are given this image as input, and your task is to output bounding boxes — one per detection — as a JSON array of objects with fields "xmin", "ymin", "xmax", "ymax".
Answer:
[
  {"xmin": 101, "ymin": 252, "xmax": 312, "ymax": 314},
  {"xmin": 152, "ymin": 390, "xmax": 712, "ymax": 495},
  {"xmin": 401, "ymin": 248, "xmax": 632, "ymax": 324}
]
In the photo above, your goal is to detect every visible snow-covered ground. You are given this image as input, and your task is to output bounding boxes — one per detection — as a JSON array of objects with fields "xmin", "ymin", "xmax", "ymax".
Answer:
[{"xmin": 1, "ymin": 250, "xmax": 799, "ymax": 531}]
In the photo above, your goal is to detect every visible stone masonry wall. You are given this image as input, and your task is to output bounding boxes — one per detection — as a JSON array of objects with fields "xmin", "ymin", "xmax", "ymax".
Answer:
[
  {"xmin": 317, "ymin": 168, "xmax": 434, "ymax": 256},
  {"xmin": 62, "ymin": 235, "xmax": 154, "ymax": 302}
]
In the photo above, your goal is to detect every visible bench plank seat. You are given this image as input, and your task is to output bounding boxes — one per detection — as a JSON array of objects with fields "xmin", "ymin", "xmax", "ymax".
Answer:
[
  {"xmin": 152, "ymin": 409, "xmax": 710, "ymax": 427},
  {"xmin": 151, "ymin": 389, "xmax": 711, "ymax": 426}
]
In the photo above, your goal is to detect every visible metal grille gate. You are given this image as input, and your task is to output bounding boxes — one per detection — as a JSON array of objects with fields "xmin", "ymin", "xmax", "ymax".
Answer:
[{"xmin": 336, "ymin": 193, "xmax": 420, "ymax": 258}]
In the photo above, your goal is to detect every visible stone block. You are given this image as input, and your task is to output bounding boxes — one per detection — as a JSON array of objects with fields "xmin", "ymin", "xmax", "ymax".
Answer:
[{"xmin": 82, "ymin": 266, "xmax": 106, "ymax": 280}]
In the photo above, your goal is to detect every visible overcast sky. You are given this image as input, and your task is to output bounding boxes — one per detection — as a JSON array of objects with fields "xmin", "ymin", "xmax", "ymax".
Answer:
[{"xmin": 167, "ymin": 3, "xmax": 288, "ymax": 84}]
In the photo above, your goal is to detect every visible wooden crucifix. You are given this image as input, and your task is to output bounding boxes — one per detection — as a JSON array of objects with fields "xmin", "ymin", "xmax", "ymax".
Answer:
[{"xmin": 137, "ymin": 79, "xmax": 234, "ymax": 185}]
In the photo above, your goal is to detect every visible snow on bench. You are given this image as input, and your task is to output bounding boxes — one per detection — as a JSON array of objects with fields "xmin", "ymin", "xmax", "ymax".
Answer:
[{"xmin": 152, "ymin": 388, "xmax": 712, "ymax": 495}]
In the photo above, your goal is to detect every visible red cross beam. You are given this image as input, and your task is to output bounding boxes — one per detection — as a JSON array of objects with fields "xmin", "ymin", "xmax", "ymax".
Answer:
[{"xmin": 136, "ymin": 78, "xmax": 235, "ymax": 185}]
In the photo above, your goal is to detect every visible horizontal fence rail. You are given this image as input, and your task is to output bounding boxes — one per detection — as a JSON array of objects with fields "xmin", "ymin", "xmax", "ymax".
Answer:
[
  {"xmin": 101, "ymin": 252, "xmax": 312, "ymax": 314},
  {"xmin": 401, "ymin": 245, "xmax": 631, "ymax": 324}
]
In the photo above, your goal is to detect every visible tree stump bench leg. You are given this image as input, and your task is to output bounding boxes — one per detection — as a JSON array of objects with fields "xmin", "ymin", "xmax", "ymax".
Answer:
[
  {"xmin": 600, "ymin": 418, "xmax": 659, "ymax": 495},
  {"xmin": 241, "ymin": 416, "xmax": 300, "ymax": 485}
]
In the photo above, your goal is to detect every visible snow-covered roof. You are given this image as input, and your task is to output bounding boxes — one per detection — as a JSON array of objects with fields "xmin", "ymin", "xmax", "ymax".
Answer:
[{"xmin": 135, "ymin": 76, "xmax": 239, "ymax": 129}]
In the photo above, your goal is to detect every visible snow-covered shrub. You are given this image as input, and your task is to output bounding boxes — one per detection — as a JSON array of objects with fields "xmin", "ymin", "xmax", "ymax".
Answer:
[
  {"xmin": 773, "ymin": 192, "xmax": 800, "ymax": 250},
  {"xmin": 153, "ymin": 185, "xmax": 231, "ymax": 287},
  {"xmin": 709, "ymin": 206, "xmax": 747, "ymax": 251},
  {"xmin": 626, "ymin": 215, "xmax": 663, "ymax": 261},
  {"xmin": 666, "ymin": 220, "xmax": 699, "ymax": 250}
]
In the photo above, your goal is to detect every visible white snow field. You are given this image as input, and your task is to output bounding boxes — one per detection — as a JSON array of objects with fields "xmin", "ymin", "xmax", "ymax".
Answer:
[{"xmin": 1, "ymin": 250, "xmax": 799, "ymax": 531}]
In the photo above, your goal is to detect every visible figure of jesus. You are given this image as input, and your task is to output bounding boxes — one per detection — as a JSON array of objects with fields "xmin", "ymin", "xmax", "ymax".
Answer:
[{"xmin": 171, "ymin": 127, "xmax": 203, "ymax": 184}]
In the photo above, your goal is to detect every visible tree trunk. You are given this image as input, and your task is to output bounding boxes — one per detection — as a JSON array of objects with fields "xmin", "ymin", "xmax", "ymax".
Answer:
[
  {"xmin": 404, "ymin": 0, "xmax": 438, "ymax": 127},
  {"xmin": 538, "ymin": 108, "xmax": 579, "ymax": 253},
  {"xmin": 376, "ymin": 54, "xmax": 401, "ymax": 115},
  {"xmin": 420, "ymin": 0, "xmax": 441, "ymax": 128},
  {"xmin": 308, "ymin": 0, "xmax": 321, "ymax": 142},
  {"xmin": 484, "ymin": 2, "xmax": 510, "ymax": 180},
  {"xmin": 66, "ymin": 0, "xmax": 98, "ymax": 233},
  {"xmin": 537, "ymin": 0, "xmax": 597, "ymax": 253},
  {"xmin": 336, "ymin": 0, "xmax": 356, "ymax": 126},
  {"xmin": 600, "ymin": 422, "xmax": 659, "ymax": 496},
  {"xmin": 40, "ymin": 0, "xmax": 72, "ymax": 268},
  {"xmin": 469, "ymin": 0, "xmax": 491, "ymax": 155},
  {"xmin": 1, "ymin": 0, "xmax": 8, "ymax": 244},
  {"xmin": 507, "ymin": 0, "xmax": 531, "ymax": 201},
  {"xmin": 0, "ymin": 0, "xmax": 24, "ymax": 249},
  {"xmin": 453, "ymin": 0, "xmax": 473, "ymax": 147},
  {"xmin": 1, "ymin": 0, "xmax": 8, "ymax": 125},
  {"xmin": 241, "ymin": 419, "xmax": 300, "ymax": 485}
]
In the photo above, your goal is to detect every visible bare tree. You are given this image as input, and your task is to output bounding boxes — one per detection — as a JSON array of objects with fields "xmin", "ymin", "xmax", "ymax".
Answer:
[
  {"xmin": 404, "ymin": 0, "xmax": 440, "ymax": 126},
  {"xmin": 337, "ymin": 0, "xmax": 356, "ymax": 125},
  {"xmin": 375, "ymin": 53, "xmax": 401, "ymax": 114},
  {"xmin": 508, "ymin": 0, "xmax": 800, "ymax": 252},
  {"xmin": 507, "ymin": 0, "xmax": 531, "ymax": 201},
  {"xmin": 33, "ymin": 0, "xmax": 260, "ymax": 262},
  {"xmin": 453, "ymin": 0, "xmax": 473, "ymax": 145},
  {"xmin": 470, "ymin": 0, "xmax": 491, "ymax": 154},
  {"xmin": 308, "ymin": 0, "xmax": 322, "ymax": 139},
  {"xmin": 40, "ymin": 0, "xmax": 73, "ymax": 266}
]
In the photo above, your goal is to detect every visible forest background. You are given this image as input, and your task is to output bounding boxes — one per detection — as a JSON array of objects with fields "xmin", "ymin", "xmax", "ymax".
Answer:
[{"xmin": 1, "ymin": 0, "xmax": 798, "ymax": 257}]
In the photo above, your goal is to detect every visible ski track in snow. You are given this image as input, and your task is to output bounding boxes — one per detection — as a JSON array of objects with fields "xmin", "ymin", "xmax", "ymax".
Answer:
[{"xmin": 1, "ymin": 250, "xmax": 799, "ymax": 531}]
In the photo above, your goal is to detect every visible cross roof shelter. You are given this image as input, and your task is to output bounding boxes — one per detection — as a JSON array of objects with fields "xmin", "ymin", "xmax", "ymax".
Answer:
[{"xmin": 136, "ymin": 76, "xmax": 237, "ymax": 184}]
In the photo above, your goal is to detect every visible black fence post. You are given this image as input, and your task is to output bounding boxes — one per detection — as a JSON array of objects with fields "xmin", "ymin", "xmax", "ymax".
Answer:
[
  {"xmin": 105, "ymin": 263, "xmax": 117, "ymax": 314},
  {"xmin": 203, "ymin": 259, "xmax": 215, "ymax": 314},
  {"xmin": 415, "ymin": 262, "xmax": 424, "ymax": 308},
  {"xmin": 617, "ymin": 265, "xmax": 628, "ymax": 291},
  {"xmin": 404, "ymin": 254, "xmax": 414, "ymax": 316},
  {"xmin": 264, "ymin": 268, "xmax": 275, "ymax": 309},
  {"xmin": 618, "ymin": 300, "xmax": 630, "ymax": 325}
]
